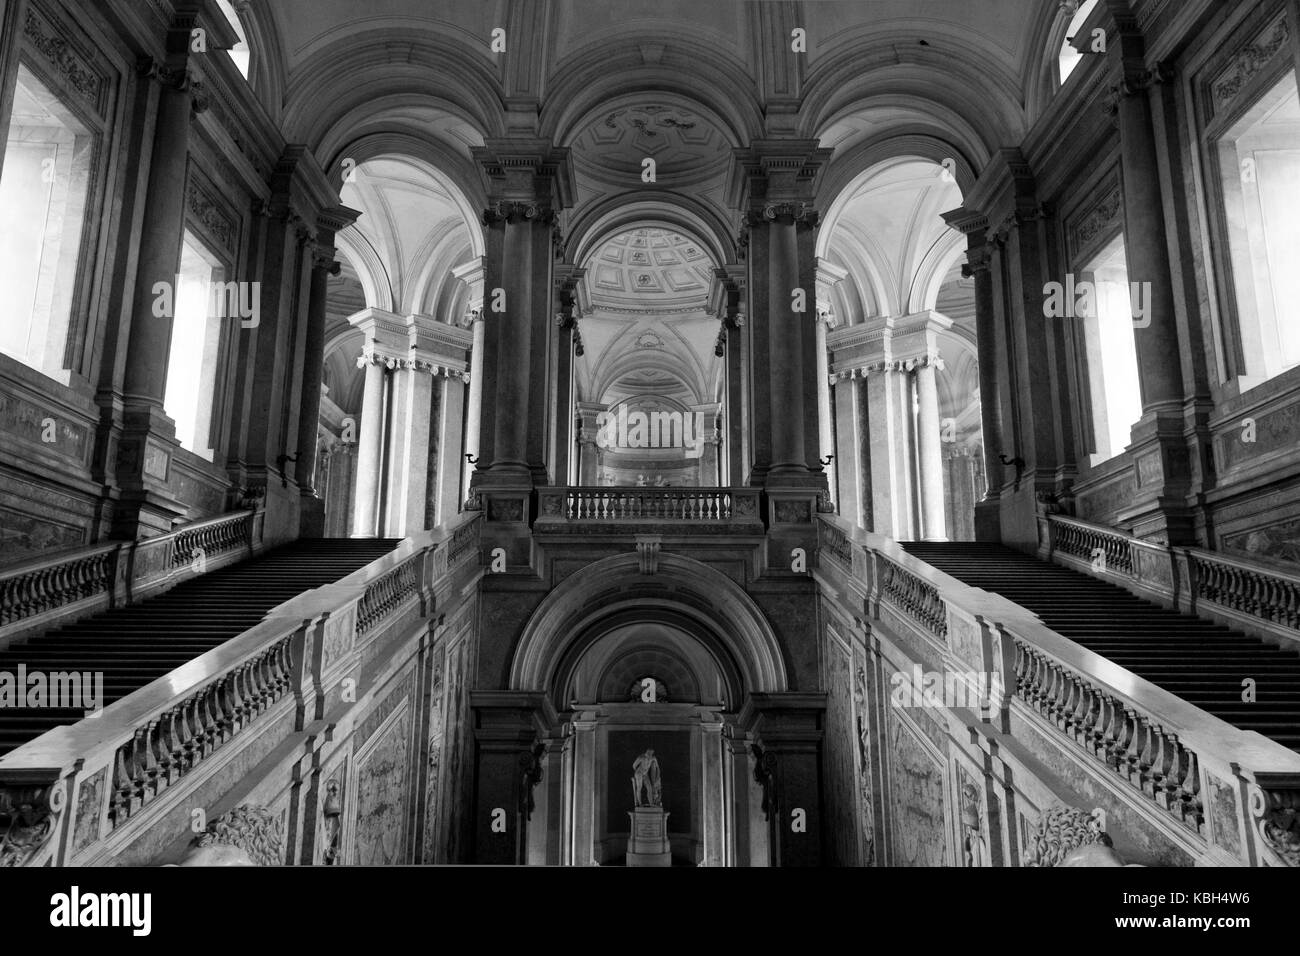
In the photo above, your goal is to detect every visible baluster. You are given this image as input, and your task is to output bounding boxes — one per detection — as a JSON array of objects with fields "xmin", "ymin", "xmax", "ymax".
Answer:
[
  {"xmin": 1133, "ymin": 717, "xmax": 1157, "ymax": 792},
  {"xmin": 1149, "ymin": 728, "xmax": 1175, "ymax": 808},
  {"xmin": 129, "ymin": 726, "xmax": 151, "ymax": 809},
  {"xmin": 1101, "ymin": 699, "xmax": 1126, "ymax": 768},
  {"xmin": 1175, "ymin": 745, "xmax": 1203, "ymax": 831},
  {"xmin": 111, "ymin": 744, "xmax": 134, "ymax": 825}
]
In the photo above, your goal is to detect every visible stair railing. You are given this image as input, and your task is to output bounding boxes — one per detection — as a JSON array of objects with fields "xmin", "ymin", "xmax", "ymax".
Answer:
[
  {"xmin": 0, "ymin": 509, "xmax": 262, "ymax": 645},
  {"xmin": 817, "ymin": 513, "xmax": 1300, "ymax": 868},
  {"xmin": 0, "ymin": 513, "xmax": 482, "ymax": 867},
  {"xmin": 1040, "ymin": 513, "xmax": 1300, "ymax": 646}
]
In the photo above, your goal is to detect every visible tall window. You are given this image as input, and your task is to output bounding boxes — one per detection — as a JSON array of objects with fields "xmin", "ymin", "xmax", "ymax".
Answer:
[
  {"xmin": 1081, "ymin": 235, "xmax": 1142, "ymax": 465},
  {"xmin": 163, "ymin": 233, "xmax": 226, "ymax": 461},
  {"xmin": 1059, "ymin": 0, "xmax": 1100, "ymax": 84},
  {"xmin": 1217, "ymin": 70, "xmax": 1300, "ymax": 386},
  {"xmin": 0, "ymin": 66, "xmax": 93, "ymax": 382},
  {"xmin": 216, "ymin": 0, "xmax": 251, "ymax": 78}
]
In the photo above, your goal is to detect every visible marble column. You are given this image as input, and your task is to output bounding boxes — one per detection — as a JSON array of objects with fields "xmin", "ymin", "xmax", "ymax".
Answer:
[
  {"xmin": 1108, "ymin": 50, "xmax": 1181, "ymax": 413},
  {"xmin": 961, "ymin": 237, "xmax": 1004, "ymax": 541},
  {"xmin": 701, "ymin": 714, "xmax": 726, "ymax": 867},
  {"xmin": 914, "ymin": 358, "xmax": 948, "ymax": 542},
  {"xmin": 295, "ymin": 209, "xmax": 359, "ymax": 495},
  {"xmin": 866, "ymin": 361, "xmax": 916, "ymax": 539},
  {"xmin": 569, "ymin": 712, "xmax": 598, "ymax": 866},
  {"xmin": 731, "ymin": 141, "xmax": 832, "ymax": 490},
  {"xmin": 452, "ymin": 259, "xmax": 485, "ymax": 502},
  {"xmin": 385, "ymin": 358, "xmax": 434, "ymax": 537},
  {"xmin": 1100, "ymin": 14, "xmax": 1194, "ymax": 542},
  {"xmin": 552, "ymin": 268, "xmax": 583, "ymax": 488},
  {"xmin": 832, "ymin": 375, "xmax": 867, "ymax": 529},
  {"xmin": 469, "ymin": 140, "xmax": 574, "ymax": 492},
  {"xmin": 121, "ymin": 47, "xmax": 205, "ymax": 411},
  {"xmin": 112, "ymin": 16, "xmax": 207, "ymax": 535},
  {"xmin": 711, "ymin": 266, "xmax": 746, "ymax": 485},
  {"xmin": 351, "ymin": 355, "xmax": 386, "ymax": 538},
  {"xmin": 575, "ymin": 403, "xmax": 607, "ymax": 485},
  {"xmin": 435, "ymin": 373, "xmax": 468, "ymax": 527},
  {"xmin": 815, "ymin": 310, "xmax": 836, "ymax": 501},
  {"xmin": 462, "ymin": 310, "xmax": 486, "ymax": 496}
]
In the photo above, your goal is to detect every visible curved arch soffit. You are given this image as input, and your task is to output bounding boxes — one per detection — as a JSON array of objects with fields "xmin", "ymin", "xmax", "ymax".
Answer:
[
  {"xmin": 510, "ymin": 554, "xmax": 787, "ymax": 700},
  {"xmin": 541, "ymin": 45, "xmax": 763, "ymax": 148},
  {"xmin": 907, "ymin": 225, "xmax": 970, "ymax": 315},
  {"xmin": 236, "ymin": 1, "xmax": 288, "ymax": 117},
  {"xmin": 279, "ymin": 30, "xmax": 504, "ymax": 145},
  {"xmin": 569, "ymin": 203, "xmax": 732, "ymax": 275},
  {"xmin": 799, "ymin": 40, "xmax": 1025, "ymax": 148},
  {"xmin": 586, "ymin": 351, "xmax": 704, "ymax": 407},
  {"xmin": 334, "ymin": 230, "xmax": 394, "ymax": 313},
  {"xmin": 318, "ymin": 133, "xmax": 487, "ymax": 260},
  {"xmin": 818, "ymin": 148, "xmax": 970, "ymax": 262}
]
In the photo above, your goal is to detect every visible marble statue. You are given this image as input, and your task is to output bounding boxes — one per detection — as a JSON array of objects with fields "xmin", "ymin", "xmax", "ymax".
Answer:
[
  {"xmin": 632, "ymin": 749, "xmax": 662, "ymax": 807},
  {"xmin": 174, "ymin": 805, "xmax": 284, "ymax": 866},
  {"xmin": 1023, "ymin": 804, "xmax": 1142, "ymax": 867}
]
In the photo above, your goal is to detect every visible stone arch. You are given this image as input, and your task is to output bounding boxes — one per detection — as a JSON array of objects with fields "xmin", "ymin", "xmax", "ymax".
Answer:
[
  {"xmin": 541, "ymin": 44, "xmax": 764, "ymax": 149},
  {"xmin": 566, "ymin": 200, "xmax": 735, "ymax": 274},
  {"xmin": 227, "ymin": 1, "xmax": 288, "ymax": 116},
  {"xmin": 819, "ymin": 134, "xmax": 978, "ymax": 228},
  {"xmin": 510, "ymin": 554, "xmax": 787, "ymax": 707},
  {"xmin": 280, "ymin": 31, "xmax": 505, "ymax": 149},
  {"xmin": 316, "ymin": 132, "xmax": 487, "ymax": 258},
  {"xmin": 800, "ymin": 39, "xmax": 1026, "ymax": 152}
]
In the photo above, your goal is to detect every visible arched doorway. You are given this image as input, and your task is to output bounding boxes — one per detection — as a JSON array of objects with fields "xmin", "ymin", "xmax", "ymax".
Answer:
[{"xmin": 470, "ymin": 553, "xmax": 818, "ymax": 866}]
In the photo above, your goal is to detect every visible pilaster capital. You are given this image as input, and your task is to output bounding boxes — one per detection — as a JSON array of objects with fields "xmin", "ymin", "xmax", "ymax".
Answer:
[
  {"xmin": 472, "ymin": 138, "xmax": 575, "ymax": 210},
  {"xmin": 729, "ymin": 139, "xmax": 833, "ymax": 218},
  {"xmin": 481, "ymin": 200, "xmax": 558, "ymax": 227},
  {"xmin": 136, "ymin": 56, "xmax": 207, "ymax": 112},
  {"xmin": 962, "ymin": 244, "xmax": 994, "ymax": 278}
]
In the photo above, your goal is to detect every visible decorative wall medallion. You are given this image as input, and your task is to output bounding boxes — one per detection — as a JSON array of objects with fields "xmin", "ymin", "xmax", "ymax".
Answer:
[
  {"xmin": 71, "ymin": 768, "xmax": 106, "ymax": 856},
  {"xmin": 353, "ymin": 705, "xmax": 411, "ymax": 867},
  {"xmin": 774, "ymin": 500, "xmax": 812, "ymax": 523},
  {"xmin": 1207, "ymin": 774, "xmax": 1242, "ymax": 859},
  {"xmin": 488, "ymin": 497, "xmax": 524, "ymax": 522}
]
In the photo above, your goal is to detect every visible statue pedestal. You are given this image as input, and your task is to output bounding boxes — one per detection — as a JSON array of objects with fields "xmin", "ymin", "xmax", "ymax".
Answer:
[{"xmin": 626, "ymin": 807, "xmax": 671, "ymax": 867}]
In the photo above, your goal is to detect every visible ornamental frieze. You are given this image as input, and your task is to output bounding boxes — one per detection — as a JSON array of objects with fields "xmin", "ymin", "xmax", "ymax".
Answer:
[{"xmin": 24, "ymin": 7, "xmax": 103, "ymax": 111}]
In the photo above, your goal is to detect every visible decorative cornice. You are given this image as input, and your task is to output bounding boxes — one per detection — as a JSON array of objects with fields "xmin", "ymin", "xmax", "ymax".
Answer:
[
  {"xmin": 834, "ymin": 355, "xmax": 945, "ymax": 380},
  {"xmin": 356, "ymin": 348, "xmax": 469, "ymax": 380}
]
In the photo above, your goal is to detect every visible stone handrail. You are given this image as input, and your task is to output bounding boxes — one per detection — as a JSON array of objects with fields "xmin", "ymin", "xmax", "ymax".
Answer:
[
  {"xmin": 0, "ymin": 542, "xmax": 120, "ymax": 628},
  {"xmin": 538, "ymin": 486, "xmax": 763, "ymax": 524},
  {"xmin": 1189, "ymin": 547, "xmax": 1300, "ymax": 632},
  {"xmin": 0, "ymin": 512, "xmax": 482, "ymax": 866},
  {"xmin": 1049, "ymin": 514, "xmax": 1134, "ymax": 575},
  {"xmin": 0, "ymin": 510, "xmax": 260, "ymax": 638},
  {"xmin": 1041, "ymin": 513, "xmax": 1300, "ymax": 642},
  {"xmin": 818, "ymin": 514, "xmax": 1300, "ymax": 867}
]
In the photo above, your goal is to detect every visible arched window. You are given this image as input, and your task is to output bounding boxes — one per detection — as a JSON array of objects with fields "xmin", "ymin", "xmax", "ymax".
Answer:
[
  {"xmin": 215, "ymin": 0, "xmax": 251, "ymax": 79},
  {"xmin": 1059, "ymin": 0, "xmax": 1100, "ymax": 84}
]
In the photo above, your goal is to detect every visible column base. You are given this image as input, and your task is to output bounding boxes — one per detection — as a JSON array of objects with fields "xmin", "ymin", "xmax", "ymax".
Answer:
[{"xmin": 974, "ymin": 499, "xmax": 1002, "ymax": 543}]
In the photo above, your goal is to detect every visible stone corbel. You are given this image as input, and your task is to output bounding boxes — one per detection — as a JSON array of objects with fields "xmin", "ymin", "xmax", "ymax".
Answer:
[{"xmin": 636, "ymin": 535, "xmax": 662, "ymax": 575}]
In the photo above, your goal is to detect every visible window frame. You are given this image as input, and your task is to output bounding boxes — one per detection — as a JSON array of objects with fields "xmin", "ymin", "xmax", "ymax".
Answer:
[{"xmin": 1192, "ymin": 3, "xmax": 1300, "ymax": 394}]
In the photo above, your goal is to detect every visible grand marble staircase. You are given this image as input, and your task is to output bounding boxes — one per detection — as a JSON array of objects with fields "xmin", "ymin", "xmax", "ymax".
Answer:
[
  {"xmin": 0, "ymin": 538, "xmax": 399, "ymax": 758},
  {"xmin": 901, "ymin": 542, "xmax": 1300, "ymax": 752}
]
